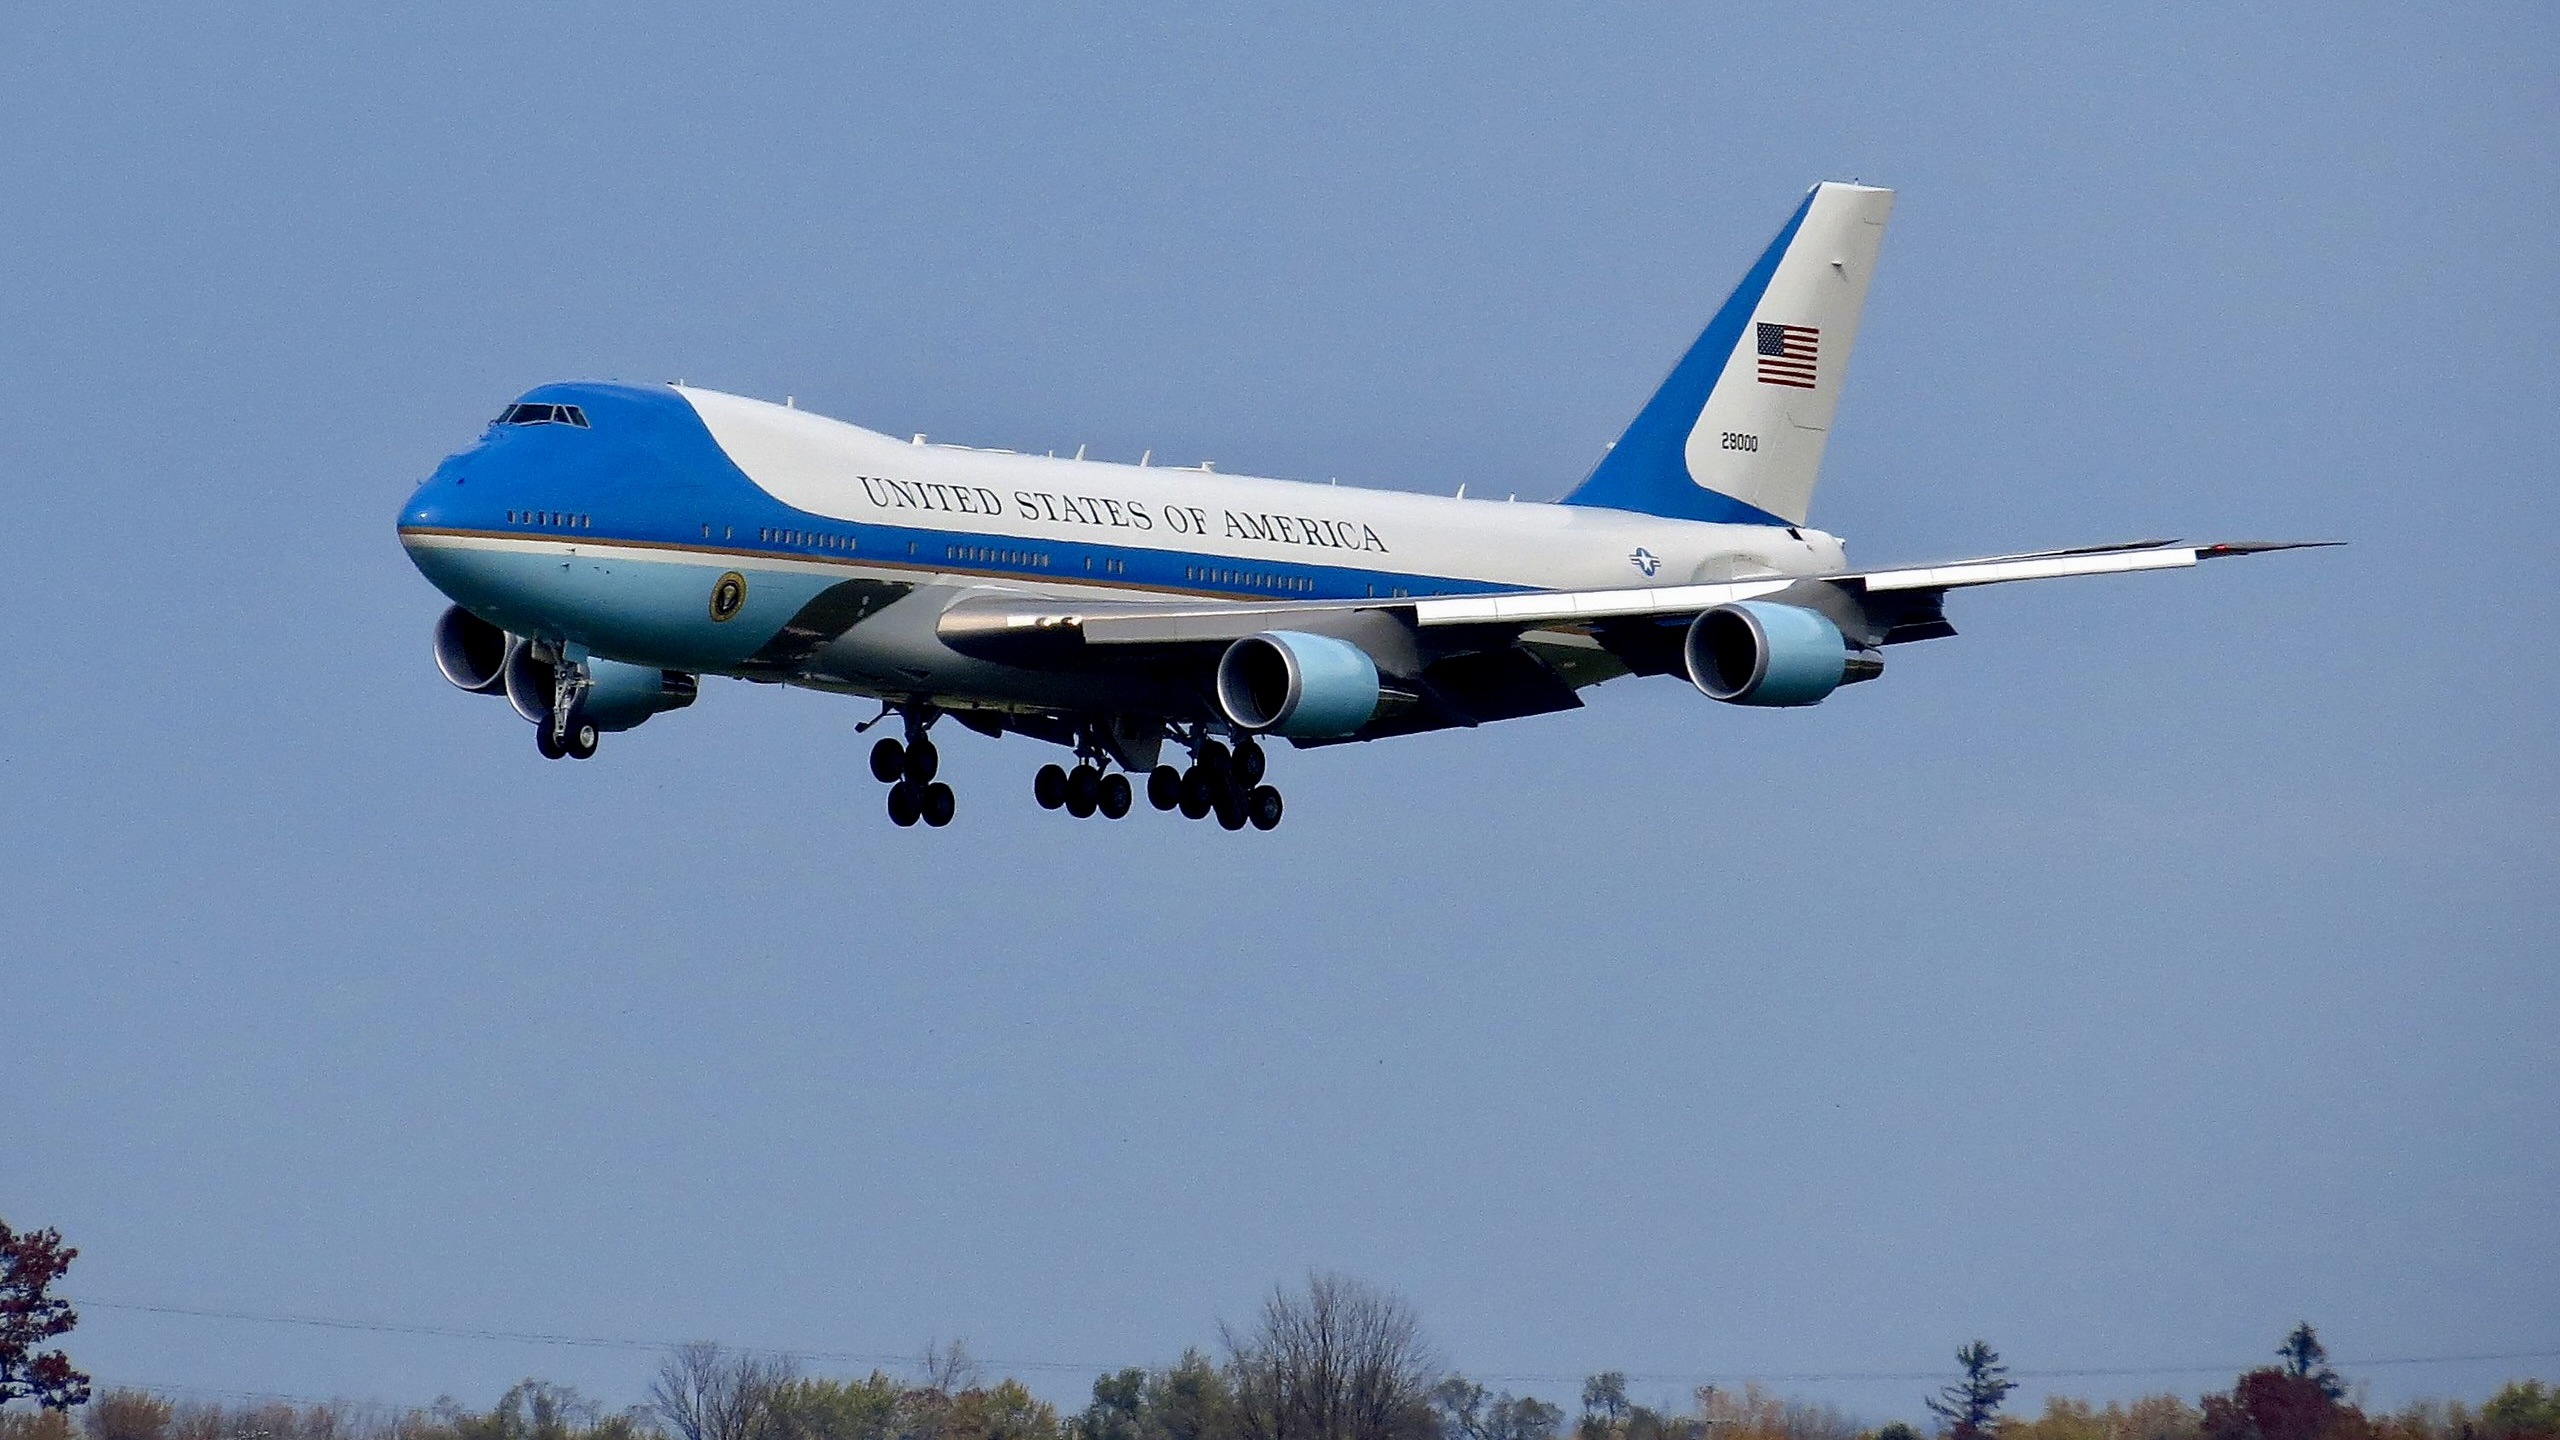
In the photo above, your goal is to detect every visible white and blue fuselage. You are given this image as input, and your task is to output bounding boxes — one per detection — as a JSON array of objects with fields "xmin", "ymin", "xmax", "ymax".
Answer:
[{"xmin": 399, "ymin": 381, "xmax": 1846, "ymax": 709}]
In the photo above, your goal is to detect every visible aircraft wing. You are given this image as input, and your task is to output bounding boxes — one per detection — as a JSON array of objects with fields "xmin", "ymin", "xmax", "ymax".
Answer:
[
  {"xmin": 939, "ymin": 539, "xmax": 2331, "ymax": 652},
  {"xmin": 934, "ymin": 538, "xmax": 2328, "ymax": 741}
]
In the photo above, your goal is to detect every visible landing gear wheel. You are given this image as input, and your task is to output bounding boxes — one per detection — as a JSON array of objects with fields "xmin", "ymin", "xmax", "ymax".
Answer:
[
  {"xmin": 1247, "ymin": 785, "xmax": 1283, "ymax": 830},
  {"xmin": 903, "ymin": 737, "xmax": 939, "ymax": 784},
  {"xmin": 1034, "ymin": 763, "xmax": 1069, "ymax": 810},
  {"xmin": 870, "ymin": 737, "xmax": 906, "ymax": 784},
  {"xmin": 1198, "ymin": 739, "xmax": 1231, "ymax": 781},
  {"xmin": 565, "ymin": 722, "xmax": 598, "ymax": 759},
  {"xmin": 1098, "ymin": 772, "xmax": 1133, "ymax": 819},
  {"xmin": 1179, "ymin": 767, "xmax": 1213, "ymax": 820},
  {"xmin": 1233, "ymin": 739, "xmax": 1266, "ymax": 786},
  {"xmin": 886, "ymin": 780, "xmax": 922, "ymax": 827},
  {"xmin": 1214, "ymin": 787, "xmax": 1248, "ymax": 831},
  {"xmin": 920, "ymin": 782, "xmax": 956, "ymax": 828},
  {"xmin": 536, "ymin": 724, "xmax": 565, "ymax": 760},
  {"xmin": 1065, "ymin": 763, "xmax": 1101, "ymax": 818},
  {"xmin": 1147, "ymin": 765, "xmax": 1182, "ymax": 811}
]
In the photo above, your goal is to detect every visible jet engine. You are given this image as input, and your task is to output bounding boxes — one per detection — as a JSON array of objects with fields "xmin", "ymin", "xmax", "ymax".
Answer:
[
  {"xmin": 1684, "ymin": 600, "xmax": 1883, "ymax": 707},
  {"xmin": 504, "ymin": 644, "xmax": 699, "ymax": 731},
  {"xmin": 432, "ymin": 604, "xmax": 515, "ymax": 694},
  {"xmin": 1215, "ymin": 630, "xmax": 1381, "ymax": 739}
]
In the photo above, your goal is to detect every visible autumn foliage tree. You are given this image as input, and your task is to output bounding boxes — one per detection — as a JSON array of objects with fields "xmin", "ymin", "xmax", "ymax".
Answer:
[
  {"xmin": 0, "ymin": 1220, "xmax": 89, "ymax": 1412},
  {"xmin": 2202, "ymin": 1328, "xmax": 2371, "ymax": 1440}
]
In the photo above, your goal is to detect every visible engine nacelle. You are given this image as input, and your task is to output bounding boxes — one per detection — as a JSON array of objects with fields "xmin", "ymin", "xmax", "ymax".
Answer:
[
  {"xmin": 505, "ymin": 645, "xmax": 699, "ymax": 732},
  {"xmin": 432, "ymin": 605, "xmax": 515, "ymax": 694},
  {"xmin": 1216, "ymin": 630, "xmax": 1381, "ymax": 738},
  {"xmin": 1684, "ymin": 600, "xmax": 1882, "ymax": 707}
]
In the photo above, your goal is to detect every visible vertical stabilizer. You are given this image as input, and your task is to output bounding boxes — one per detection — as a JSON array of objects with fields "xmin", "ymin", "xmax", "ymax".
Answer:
[{"xmin": 1563, "ymin": 182, "xmax": 1892, "ymax": 526}]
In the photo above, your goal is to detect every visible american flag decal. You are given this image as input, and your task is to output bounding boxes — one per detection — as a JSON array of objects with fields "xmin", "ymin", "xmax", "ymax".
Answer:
[{"xmin": 1756, "ymin": 322, "xmax": 1819, "ymax": 388}]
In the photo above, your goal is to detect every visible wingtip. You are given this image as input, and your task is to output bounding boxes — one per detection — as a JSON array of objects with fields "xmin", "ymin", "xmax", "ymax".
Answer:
[{"xmin": 2197, "ymin": 540, "xmax": 2345, "ymax": 559}]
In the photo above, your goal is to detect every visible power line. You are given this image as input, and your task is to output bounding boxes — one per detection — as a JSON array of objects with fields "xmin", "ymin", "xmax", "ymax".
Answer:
[{"xmin": 76, "ymin": 1298, "xmax": 2560, "ymax": 1390}]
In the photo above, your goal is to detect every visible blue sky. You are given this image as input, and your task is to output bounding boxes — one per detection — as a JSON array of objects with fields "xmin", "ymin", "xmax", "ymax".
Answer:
[{"xmin": 3, "ymin": 0, "xmax": 2553, "ymax": 1425}]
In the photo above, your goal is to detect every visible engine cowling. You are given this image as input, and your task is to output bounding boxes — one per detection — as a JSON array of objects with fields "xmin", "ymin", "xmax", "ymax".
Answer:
[
  {"xmin": 432, "ymin": 605, "xmax": 515, "ymax": 694},
  {"xmin": 1684, "ymin": 600, "xmax": 1881, "ymax": 707},
  {"xmin": 505, "ymin": 645, "xmax": 699, "ymax": 732},
  {"xmin": 1215, "ymin": 630, "xmax": 1381, "ymax": 738}
]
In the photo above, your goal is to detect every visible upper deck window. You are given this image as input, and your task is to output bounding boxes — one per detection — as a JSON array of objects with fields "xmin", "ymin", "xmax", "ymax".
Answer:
[{"xmin": 496, "ymin": 402, "xmax": 590, "ymax": 428}]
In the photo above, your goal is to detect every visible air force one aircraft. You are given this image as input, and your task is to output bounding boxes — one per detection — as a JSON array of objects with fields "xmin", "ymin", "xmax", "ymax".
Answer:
[{"xmin": 399, "ymin": 181, "xmax": 2320, "ymax": 830}]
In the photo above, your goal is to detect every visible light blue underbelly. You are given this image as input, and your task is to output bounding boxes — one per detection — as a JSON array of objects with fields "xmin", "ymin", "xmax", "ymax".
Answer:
[{"xmin": 407, "ymin": 541, "xmax": 847, "ymax": 673}]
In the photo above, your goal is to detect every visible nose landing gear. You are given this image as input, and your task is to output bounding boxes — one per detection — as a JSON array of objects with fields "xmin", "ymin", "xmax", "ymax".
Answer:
[{"xmin": 535, "ymin": 651, "xmax": 600, "ymax": 761}]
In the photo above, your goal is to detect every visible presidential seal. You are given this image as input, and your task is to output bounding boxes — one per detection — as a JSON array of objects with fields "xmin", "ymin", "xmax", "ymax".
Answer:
[{"xmin": 709, "ymin": 571, "xmax": 747, "ymax": 622}]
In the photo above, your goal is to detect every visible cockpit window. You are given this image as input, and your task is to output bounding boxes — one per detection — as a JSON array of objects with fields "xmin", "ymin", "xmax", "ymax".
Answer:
[{"xmin": 495, "ymin": 402, "xmax": 590, "ymax": 428}]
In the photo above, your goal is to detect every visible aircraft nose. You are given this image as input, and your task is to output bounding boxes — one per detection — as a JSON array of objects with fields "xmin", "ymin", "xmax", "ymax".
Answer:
[
  {"xmin": 399, "ymin": 477, "xmax": 454, "ymax": 537},
  {"xmin": 400, "ymin": 449, "xmax": 483, "ymax": 529}
]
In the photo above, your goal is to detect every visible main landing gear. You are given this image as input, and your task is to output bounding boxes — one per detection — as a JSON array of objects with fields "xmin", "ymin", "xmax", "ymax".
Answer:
[
  {"xmin": 1033, "ymin": 723, "xmax": 1135, "ymax": 820},
  {"xmin": 1033, "ymin": 762, "xmax": 1133, "ymax": 819},
  {"xmin": 859, "ymin": 709, "xmax": 1284, "ymax": 831},
  {"xmin": 1147, "ymin": 731, "xmax": 1282, "ymax": 831},
  {"xmin": 865, "ymin": 705, "xmax": 955, "ymax": 828},
  {"xmin": 1030, "ymin": 720, "xmax": 1282, "ymax": 829}
]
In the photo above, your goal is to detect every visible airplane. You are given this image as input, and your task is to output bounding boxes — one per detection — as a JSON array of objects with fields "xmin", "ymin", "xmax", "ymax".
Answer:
[{"xmin": 397, "ymin": 181, "xmax": 2323, "ymax": 831}]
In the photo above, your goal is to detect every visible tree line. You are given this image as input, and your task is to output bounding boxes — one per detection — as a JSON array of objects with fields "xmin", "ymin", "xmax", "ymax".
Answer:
[{"xmin": 5, "ymin": 1260, "xmax": 2556, "ymax": 1440}]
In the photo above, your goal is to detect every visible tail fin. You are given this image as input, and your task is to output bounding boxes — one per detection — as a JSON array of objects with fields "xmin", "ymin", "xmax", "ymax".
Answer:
[{"xmin": 1562, "ymin": 181, "xmax": 1892, "ymax": 526}]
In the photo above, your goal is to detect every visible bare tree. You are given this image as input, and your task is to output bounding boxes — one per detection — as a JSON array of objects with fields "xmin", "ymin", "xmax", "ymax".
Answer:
[
  {"xmin": 652, "ymin": 1344, "xmax": 797, "ymax": 1440},
  {"xmin": 85, "ymin": 1392, "xmax": 174, "ymax": 1440},
  {"xmin": 1222, "ymin": 1274, "xmax": 1438, "ymax": 1440},
  {"xmin": 917, "ymin": 1343, "xmax": 982, "ymax": 1397}
]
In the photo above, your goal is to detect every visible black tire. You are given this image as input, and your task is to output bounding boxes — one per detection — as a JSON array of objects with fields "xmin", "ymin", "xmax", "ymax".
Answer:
[
  {"xmin": 1248, "ymin": 785, "xmax": 1283, "ymax": 830},
  {"xmin": 1214, "ymin": 790, "xmax": 1248, "ymax": 831},
  {"xmin": 566, "ymin": 722, "xmax": 599, "ymax": 759},
  {"xmin": 1198, "ymin": 739, "xmax": 1231, "ymax": 780},
  {"xmin": 536, "ymin": 724, "xmax": 565, "ymax": 760},
  {"xmin": 870, "ymin": 736, "xmax": 906, "ymax": 784},
  {"xmin": 1147, "ymin": 765, "xmax": 1183, "ymax": 810},
  {"xmin": 1178, "ymin": 767, "xmax": 1213, "ymax": 819},
  {"xmin": 1233, "ymin": 740, "xmax": 1266, "ymax": 786},
  {"xmin": 903, "ymin": 737, "xmax": 939, "ymax": 784},
  {"xmin": 1065, "ymin": 764, "xmax": 1100, "ymax": 818},
  {"xmin": 1098, "ymin": 772, "xmax": 1132, "ymax": 819},
  {"xmin": 887, "ymin": 780, "xmax": 922, "ymax": 827},
  {"xmin": 921, "ymin": 782, "xmax": 956, "ymax": 827},
  {"xmin": 1034, "ymin": 763, "xmax": 1069, "ymax": 810}
]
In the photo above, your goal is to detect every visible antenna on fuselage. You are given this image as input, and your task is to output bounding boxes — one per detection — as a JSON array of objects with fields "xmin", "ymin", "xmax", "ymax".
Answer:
[
  {"xmin": 1139, "ymin": 449, "xmax": 1151, "ymax": 466},
  {"xmin": 1074, "ymin": 444, "xmax": 1086, "ymax": 461}
]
